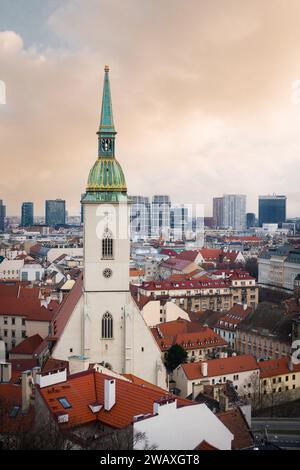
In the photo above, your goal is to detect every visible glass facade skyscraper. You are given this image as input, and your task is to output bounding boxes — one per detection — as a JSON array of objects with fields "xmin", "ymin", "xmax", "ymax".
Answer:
[
  {"xmin": 258, "ymin": 195, "xmax": 286, "ymax": 227},
  {"xmin": 151, "ymin": 195, "xmax": 171, "ymax": 238},
  {"xmin": 45, "ymin": 199, "xmax": 66, "ymax": 226},
  {"xmin": 130, "ymin": 196, "xmax": 151, "ymax": 240},
  {"xmin": 0, "ymin": 200, "xmax": 6, "ymax": 232},
  {"xmin": 21, "ymin": 202, "xmax": 34, "ymax": 227}
]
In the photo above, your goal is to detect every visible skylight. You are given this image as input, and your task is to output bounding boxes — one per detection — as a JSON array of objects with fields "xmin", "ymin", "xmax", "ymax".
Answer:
[{"xmin": 57, "ymin": 397, "xmax": 72, "ymax": 409}]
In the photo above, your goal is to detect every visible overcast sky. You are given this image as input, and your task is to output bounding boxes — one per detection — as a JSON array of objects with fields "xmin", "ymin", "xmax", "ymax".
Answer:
[{"xmin": 1, "ymin": 0, "xmax": 300, "ymax": 217}]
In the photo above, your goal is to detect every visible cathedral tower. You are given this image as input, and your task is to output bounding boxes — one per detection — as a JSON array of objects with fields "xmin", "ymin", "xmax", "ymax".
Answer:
[{"xmin": 81, "ymin": 66, "xmax": 130, "ymax": 370}]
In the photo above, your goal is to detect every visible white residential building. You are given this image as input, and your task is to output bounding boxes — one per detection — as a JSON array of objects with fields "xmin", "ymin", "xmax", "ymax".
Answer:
[
  {"xmin": 134, "ymin": 398, "xmax": 233, "ymax": 450},
  {"xmin": 0, "ymin": 259, "xmax": 24, "ymax": 280},
  {"xmin": 173, "ymin": 355, "xmax": 259, "ymax": 398}
]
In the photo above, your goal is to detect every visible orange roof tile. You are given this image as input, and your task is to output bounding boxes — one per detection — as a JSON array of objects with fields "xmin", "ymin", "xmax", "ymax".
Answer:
[
  {"xmin": 38, "ymin": 369, "xmax": 191, "ymax": 430},
  {"xmin": 181, "ymin": 355, "xmax": 258, "ymax": 380},
  {"xmin": 259, "ymin": 357, "xmax": 300, "ymax": 378},
  {"xmin": 9, "ymin": 334, "xmax": 43, "ymax": 355}
]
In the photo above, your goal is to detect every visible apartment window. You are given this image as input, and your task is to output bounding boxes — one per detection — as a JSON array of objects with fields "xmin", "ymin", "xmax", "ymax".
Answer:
[
  {"xmin": 11, "ymin": 331, "xmax": 15, "ymax": 338},
  {"xmin": 285, "ymin": 376, "xmax": 289, "ymax": 382},
  {"xmin": 212, "ymin": 379, "xmax": 215, "ymax": 385},
  {"xmin": 141, "ymin": 347, "xmax": 144, "ymax": 352},
  {"xmin": 273, "ymin": 378, "xmax": 276, "ymax": 384},
  {"xmin": 11, "ymin": 318, "xmax": 15, "ymax": 325},
  {"xmin": 263, "ymin": 380, "xmax": 267, "ymax": 386},
  {"xmin": 286, "ymin": 386, "xmax": 289, "ymax": 391},
  {"xmin": 4, "ymin": 330, "xmax": 7, "ymax": 337},
  {"xmin": 292, "ymin": 375, "xmax": 296, "ymax": 380},
  {"xmin": 293, "ymin": 385, "xmax": 296, "ymax": 389},
  {"xmin": 278, "ymin": 387, "xmax": 281, "ymax": 392},
  {"xmin": 4, "ymin": 317, "xmax": 8, "ymax": 325},
  {"xmin": 278, "ymin": 377, "xmax": 281, "ymax": 383},
  {"xmin": 69, "ymin": 348, "xmax": 73, "ymax": 353},
  {"xmin": 22, "ymin": 331, "xmax": 26, "ymax": 338},
  {"xmin": 57, "ymin": 397, "xmax": 72, "ymax": 409},
  {"xmin": 22, "ymin": 319, "xmax": 26, "ymax": 326}
]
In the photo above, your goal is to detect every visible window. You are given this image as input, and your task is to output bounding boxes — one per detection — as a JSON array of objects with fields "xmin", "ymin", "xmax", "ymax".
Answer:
[
  {"xmin": 285, "ymin": 376, "xmax": 289, "ymax": 382},
  {"xmin": 102, "ymin": 312, "xmax": 113, "ymax": 339},
  {"xmin": 22, "ymin": 331, "xmax": 26, "ymax": 338},
  {"xmin": 22, "ymin": 319, "xmax": 25, "ymax": 326},
  {"xmin": 141, "ymin": 347, "xmax": 144, "ymax": 352},
  {"xmin": 57, "ymin": 397, "xmax": 71, "ymax": 409},
  {"xmin": 102, "ymin": 228, "xmax": 114, "ymax": 259},
  {"xmin": 4, "ymin": 317, "xmax": 8, "ymax": 325},
  {"xmin": 70, "ymin": 348, "xmax": 73, "ymax": 353},
  {"xmin": 11, "ymin": 331, "xmax": 15, "ymax": 338},
  {"xmin": 4, "ymin": 330, "xmax": 7, "ymax": 337},
  {"xmin": 278, "ymin": 377, "xmax": 281, "ymax": 383},
  {"xmin": 273, "ymin": 378, "xmax": 276, "ymax": 384},
  {"xmin": 11, "ymin": 318, "xmax": 15, "ymax": 325},
  {"xmin": 9, "ymin": 405, "xmax": 20, "ymax": 418},
  {"xmin": 292, "ymin": 375, "xmax": 296, "ymax": 380}
]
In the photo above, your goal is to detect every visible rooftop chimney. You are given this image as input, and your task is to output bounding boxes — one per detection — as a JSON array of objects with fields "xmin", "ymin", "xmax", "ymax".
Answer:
[
  {"xmin": 104, "ymin": 379, "xmax": 116, "ymax": 411},
  {"xmin": 0, "ymin": 362, "xmax": 12, "ymax": 383},
  {"xmin": 201, "ymin": 362, "xmax": 208, "ymax": 377},
  {"xmin": 22, "ymin": 370, "xmax": 33, "ymax": 413}
]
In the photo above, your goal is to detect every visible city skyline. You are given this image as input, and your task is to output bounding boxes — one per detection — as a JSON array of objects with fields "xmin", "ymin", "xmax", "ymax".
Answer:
[{"xmin": 1, "ymin": 1, "xmax": 300, "ymax": 217}]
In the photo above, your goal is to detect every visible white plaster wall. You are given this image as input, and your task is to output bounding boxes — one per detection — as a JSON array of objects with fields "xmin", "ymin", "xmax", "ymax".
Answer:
[
  {"xmin": 134, "ymin": 401, "xmax": 233, "ymax": 450},
  {"xmin": 83, "ymin": 203, "xmax": 129, "ymax": 292},
  {"xmin": 52, "ymin": 297, "xmax": 83, "ymax": 360},
  {"xmin": 173, "ymin": 365, "xmax": 259, "ymax": 397}
]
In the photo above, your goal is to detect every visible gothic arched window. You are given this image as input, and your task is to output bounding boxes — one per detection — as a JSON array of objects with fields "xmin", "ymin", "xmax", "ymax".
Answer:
[
  {"xmin": 102, "ymin": 312, "xmax": 113, "ymax": 338},
  {"xmin": 102, "ymin": 228, "xmax": 114, "ymax": 259}
]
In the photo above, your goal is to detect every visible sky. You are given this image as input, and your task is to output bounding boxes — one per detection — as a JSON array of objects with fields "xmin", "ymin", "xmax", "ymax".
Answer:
[{"xmin": 1, "ymin": 0, "xmax": 300, "ymax": 217}]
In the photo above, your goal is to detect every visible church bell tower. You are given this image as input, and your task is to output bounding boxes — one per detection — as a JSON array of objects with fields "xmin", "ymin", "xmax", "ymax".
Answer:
[{"xmin": 81, "ymin": 66, "xmax": 130, "ymax": 369}]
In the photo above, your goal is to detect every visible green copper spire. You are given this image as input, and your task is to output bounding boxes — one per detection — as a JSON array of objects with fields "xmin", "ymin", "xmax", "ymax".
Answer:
[
  {"xmin": 99, "ymin": 65, "xmax": 115, "ymax": 133},
  {"xmin": 97, "ymin": 65, "xmax": 117, "ymax": 158},
  {"xmin": 83, "ymin": 66, "xmax": 127, "ymax": 203}
]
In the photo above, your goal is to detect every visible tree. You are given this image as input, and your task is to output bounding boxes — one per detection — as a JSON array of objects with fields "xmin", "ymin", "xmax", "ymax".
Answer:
[
  {"xmin": 245, "ymin": 258, "xmax": 258, "ymax": 280},
  {"xmin": 165, "ymin": 344, "xmax": 188, "ymax": 372}
]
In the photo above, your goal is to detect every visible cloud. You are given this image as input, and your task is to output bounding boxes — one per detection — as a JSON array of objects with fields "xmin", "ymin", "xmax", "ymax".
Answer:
[{"xmin": 1, "ymin": 1, "xmax": 300, "ymax": 217}]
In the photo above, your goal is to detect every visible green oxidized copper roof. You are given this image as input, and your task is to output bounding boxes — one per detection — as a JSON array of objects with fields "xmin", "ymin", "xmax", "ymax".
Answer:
[
  {"xmin": 86, "ymin": 157, "xmax": 127, "ymax": 192},
  {"xmin": 83, "ymin": 66, "xmax": 127, "ymax": 203},
  {"xmin": 99, "ymin": 65, "xmax": 115, "ymax": 133}
]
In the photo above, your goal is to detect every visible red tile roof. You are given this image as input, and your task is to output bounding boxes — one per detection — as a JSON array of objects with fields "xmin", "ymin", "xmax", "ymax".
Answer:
[
  {"xmin": 151, "ymin": 319, "xmax": 227, "ymax": 351},
  {"xmin": 181, "ymin": 355, "xmax": 258, "ymax": 380},
  {"xmin": 216, "ymin": 305, "xmax": 252, "ymax": 329},
  {"xmin": 50, "ymin": 275, "xmax": 83, "ymax": 341},
  {"xmin": 259, "ymin": 357, "xmax": 300, "ymax": 378},
  {"xmin": 195, "ymin": 440, "xmax": 219, "ymax": 450},
  {"xmin": 217, "ymin": 408, "xmax": 254, "ymax": 449},
  {"xmin": 9, "ymin": 334, "xmax": 43, "ymax": 355},
  {"xmin": 175, "ymin": 250, "xmax": 201, "ymax": 262},
  {"xmin": 38, "ymin": 369, "xmax": 191, "ymax": 430},
  {"xmin": 0, "ymin": 383, "xmax": 34, "ymax": 433},
  {"xmin": 0, "ymin": 284, "xmax": 54, "ymax": 320}
]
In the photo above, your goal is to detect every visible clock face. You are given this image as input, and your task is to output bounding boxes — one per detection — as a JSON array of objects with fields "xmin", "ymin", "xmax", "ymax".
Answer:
[
  {"xmin": 101, "ymin": 138, "xmax": 112, "ymax": 152},
  {"xmin": 103, "ymin": 268, "xmax": 113, "ymax": 279}
]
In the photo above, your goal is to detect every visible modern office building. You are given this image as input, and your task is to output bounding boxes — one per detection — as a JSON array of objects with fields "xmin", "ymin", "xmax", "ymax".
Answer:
[
  {"xmin": 0, "ymin": 200, "xmax": 6, "ymax": 232},
  {"xmin": 246, "ymin": 212, "xmax": 256, "ymax": 229},
  {"xmin": 151, "ymin": 195, "xmax": 171, "ymax": 238},
  {"xmin": 45, "ymin": 199, "xmax": 66, "ymax": 226},
  {"xmin": 21, "ymin": 202, "xmax": 34, "ymax": 227},
  {"xmin": 130, "ymin": 195, "xmax": 151, "ymax": 240},
  {"xmin": 170, "ymin": 205, "xmax": 189, "ymax": 241},
  {"xmin": 213, "ymin": 197, "xmax": 224, "ymax": 228},
  {"xmin": 222, "ymin": 194, "xmax": 246, "ymax": 231},
  {"xmin": 258, "ymin": 195, "xmax": 286, "ymax": 227}
]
